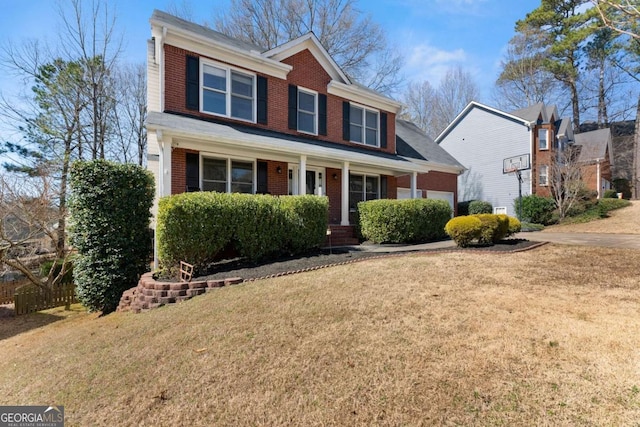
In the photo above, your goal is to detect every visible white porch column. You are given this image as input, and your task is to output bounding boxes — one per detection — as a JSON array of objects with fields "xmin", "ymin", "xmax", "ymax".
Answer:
[
  {"xmin": 411, "ymin": 171, "xmax": 418, "ymax": 198},
  {"xmin": 298, "ymin": 155, "xmax": 307, "ymax": 195},
  {"xmin": 341, "ymin": 162, "xmax": 350, "ymax": 225},
  {"xmin": 158, "ymin": 130, "xmax": 172, "ymax": 197}
]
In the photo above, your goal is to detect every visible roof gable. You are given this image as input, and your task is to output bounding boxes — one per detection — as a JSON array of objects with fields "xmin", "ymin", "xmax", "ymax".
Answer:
[
  {"xmin": 263, "ymin": 33, "xmax": 350, "ymax": 84},
  {"xmin": 574, "ymin": 128, "xmax": 613, "ymax": 163},
  {"xmin": 435, "ymin": 101, "xmax": 532, "ymax": 144},
  {"xmin": 396, "ymin": 119, "xmax": 464, "ymax": 170}
]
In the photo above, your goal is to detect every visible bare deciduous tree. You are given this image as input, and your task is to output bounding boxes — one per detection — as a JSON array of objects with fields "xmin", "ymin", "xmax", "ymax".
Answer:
[
  {"xmin": 111, "ymin": 63, "xmax": 147, "ymax": 166},
  {"xmin": 0, "ymin": 173, "xmax": 70, "ymax": 292},
  {"xmin": 213, "ymin": 0, "xmax": 404, "ymax": 93},
  {"xmin": 548, "ymin": 147, "xmax": 587, "ymax": 219}
]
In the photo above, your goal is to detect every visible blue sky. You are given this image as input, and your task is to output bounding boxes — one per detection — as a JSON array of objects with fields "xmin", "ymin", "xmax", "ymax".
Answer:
[{"xmin": 0, "ymin": 0, "xmax": 542, "ymax": 102}]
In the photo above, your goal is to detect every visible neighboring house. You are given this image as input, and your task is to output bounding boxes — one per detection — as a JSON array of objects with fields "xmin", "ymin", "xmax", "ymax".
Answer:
[
  {"xmin": 573, "ymin": 128, "xmax": 614, "ymax": 196},
  {"xmin": 145, "ymin": 10, "xmax": 464, "ymax": 247},
  {"xmin": 436, "ymin": 101, "xmax": 613, "ymax": 217}
]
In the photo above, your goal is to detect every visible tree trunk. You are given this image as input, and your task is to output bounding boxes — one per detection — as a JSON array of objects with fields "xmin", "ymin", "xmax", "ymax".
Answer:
[
  {"xmin": 597, "ymin": 60, "xmax": 608, "ymax": 128},
  {"xmin": 633, "ymin": 94, "xmax": 640, "ymax": 199},
  {"xmin": 570, "ymin": 81, "xmax": 580, "ymax": 134}
]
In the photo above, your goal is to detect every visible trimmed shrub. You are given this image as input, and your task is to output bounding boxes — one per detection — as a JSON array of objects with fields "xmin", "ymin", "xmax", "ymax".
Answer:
[
  {"xmin": 468, "ymin": 200, "xmax": 493, "ymax": 215},
  {"xmin": 603, "ymin": 189, "xmax": 618, "ymax": 199},
  {"xmin": 157, "ymin": 192, "xmax": 237, "ymax": 273},
  {"xmin": 280, "ymin": 195, "xmax": 329, "ymax": 254},
  {"xmin": 472, "ymin": 213, "xmax": 509, "ymax": 244},
  {"xmin": 69, "ymin": 160, "xmax": 154, "ymax": 314},
  {"xmin": 358, "ymin": 198, "xmax": 451, "ymax": 244},
  {"xmin": 518, "ymin": 194, "xmax": 555, "ymax": 225},
  {"xmin": 157, "ymin": 193, "xmax": 328, "ymax": 271},
  {"xmin": 506, "ymin": 216, "xmax": 522, "ymax": 237},
  {"xmin": 445, "ymin": 216, "xmax": 482, "ymax": 248}
]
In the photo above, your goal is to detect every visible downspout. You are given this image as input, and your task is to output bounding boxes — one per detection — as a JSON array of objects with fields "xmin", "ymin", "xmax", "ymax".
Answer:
[
  {"xmin": 596, "ymin": 158, "xmax": 602, "ymax": 199},
  {"xmin": 528, "ymin": 122, "xmax": 535, "ymax": 195}
]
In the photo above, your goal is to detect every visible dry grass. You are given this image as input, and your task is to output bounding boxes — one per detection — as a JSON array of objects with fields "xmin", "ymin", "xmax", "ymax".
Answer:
[
  {"xmin": 1, "ymin": 244, "xmax": 640, "ymax": 426},
  {"xmin": 543, "ymin": 200, "xmax": 640, "ymax": 234}
]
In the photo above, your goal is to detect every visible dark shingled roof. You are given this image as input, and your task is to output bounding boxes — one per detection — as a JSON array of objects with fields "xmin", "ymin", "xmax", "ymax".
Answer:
[
  {"xmin": 396, "ymin": 119, "xmax": 464, "ymax": 168},
  {"xmin": 574, "ymin": 128, "xmax": 612, "ymax": 163}
]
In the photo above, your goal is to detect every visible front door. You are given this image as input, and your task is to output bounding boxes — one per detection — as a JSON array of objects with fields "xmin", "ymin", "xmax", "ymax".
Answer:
[{"xmin": 289, "ymin": 166, "xmax": 325, "ymax": 196}]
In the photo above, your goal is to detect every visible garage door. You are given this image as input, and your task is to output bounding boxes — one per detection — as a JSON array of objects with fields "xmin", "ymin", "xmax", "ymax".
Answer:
[{"xmin": 426, "ymin": 190, "xmax": 455, "ymax": 212}]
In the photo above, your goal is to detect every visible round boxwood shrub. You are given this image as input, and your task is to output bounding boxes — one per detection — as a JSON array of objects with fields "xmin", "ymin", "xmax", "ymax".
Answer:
[
  {"xmin": 506, "ymin": 216, "xmax": 522, "ymax": 236},
  {"xmin": 468, "ymin": 200, "xmax": 493, "ymax": 215},
  {"xmin": 603, "ymin": 189, "xmax": 618, "ymax": 199},
  {"xmin": 444, "ymin": 216, "xmax": 482, "ymax": 247},
  {"xmin": 69, "ymin": 160, "xmax": 155, "ymax": 314}
]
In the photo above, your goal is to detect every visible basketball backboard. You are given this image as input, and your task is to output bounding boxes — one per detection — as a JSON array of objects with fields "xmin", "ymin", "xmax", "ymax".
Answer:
[{"xmin": 503, "ymin": 153, "xmax": 531, "ymax": 174}]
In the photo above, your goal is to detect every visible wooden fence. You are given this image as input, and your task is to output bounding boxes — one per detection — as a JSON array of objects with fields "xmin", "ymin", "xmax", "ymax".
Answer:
[
  {"xmin": 0, "ymin": 280, "xmax": 30, "ymax": 305},
  {"xmin": 14, "ymin": 283, "xmax": 77, "ymax": 315}
]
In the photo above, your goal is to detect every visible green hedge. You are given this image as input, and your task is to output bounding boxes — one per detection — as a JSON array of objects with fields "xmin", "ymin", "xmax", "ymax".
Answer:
[
  {"xmin": 517, "ymin": 194, "xmax": 555, "ymax": 225},
  {"xmin": 358, "ymin": 199, "xmax": 452, "ymax": 244},
  {"xmin": 69, "ymin": 160, "xmax": 155, "ymax": 314},
  {"xmin": 157, "ymin": 193, "xmax": 328, "ymax": 272},
  {"xmin": 597, "ymin": 198, "xmax": 631, "ymax": 213},
  {"xmin": 468, "ymin": 200, "xmax": 493, "ymax": 214},
  {"xmin": 603, "ymin": 189, "xmax": 619, "ymax": 198}
]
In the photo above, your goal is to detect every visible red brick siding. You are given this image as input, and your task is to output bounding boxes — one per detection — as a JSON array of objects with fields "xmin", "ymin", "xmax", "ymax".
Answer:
[
  {"xmin": 263, "ymin": 160, "xmax": 289, "ymax": 195},
  {"xmin": 532, "ymin": 124, "xmax": 554, "ymax": 197},
  {"xmin": 171, "ymin": 147, "xmax": 198, "ymax": 194},
  {"xmin": 163, "ymin": 44, "xmax": 396, "ymax": 155}
]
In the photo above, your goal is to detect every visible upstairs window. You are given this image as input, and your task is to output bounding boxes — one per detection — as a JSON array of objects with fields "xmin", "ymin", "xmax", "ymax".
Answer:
[
  {"xmin": 297, "ymin": 88, "xmax": 317, "ymax": 134},
  {"xmin": 201, "ymin": 62, "xmax": 255, "ymax": 122},
  {"xmin": 350, "ymin": 105, "xmax": 379, "ymax": 146},
  {"xmin": 539, "ymin": 128, "xmax": 549, "ymax": 150}
]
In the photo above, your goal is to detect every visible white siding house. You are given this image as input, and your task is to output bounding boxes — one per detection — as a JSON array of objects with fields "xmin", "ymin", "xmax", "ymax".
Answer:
[{"xmin": 436, "ymin": 102, "xmax": 535, "ymax": 217}]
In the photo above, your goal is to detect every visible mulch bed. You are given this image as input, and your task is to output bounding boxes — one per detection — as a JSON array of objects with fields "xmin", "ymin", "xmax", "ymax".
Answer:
[{"xmin": 197, "ymin": 239, "xmax": 543, "ymax": 282}]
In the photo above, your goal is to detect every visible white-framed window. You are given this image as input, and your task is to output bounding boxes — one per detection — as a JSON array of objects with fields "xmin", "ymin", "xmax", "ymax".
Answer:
[
  {"xmin": 538, "ymin": 128, "xmax": 549, "ymax": 150},
  {"xmin": 297, "ymin": 87, "xmax": 317, "ymax": 134},
  {"xmin": 350, "ymin": 104, "xmax": 379, "ymax": 146},
  {"xmin": 201, "ymin": 60, "xmax": 255, "ymax": 122},
  {"xmin": 202, "ymin": 156, "xmax": 255, "ymax": 194},
  {"xmin": 349, "ymin": 174, "xmax": 379, "ymax": 212},
  {"xmin": 539, "ymin": 165, "xmax": 549, "ymax": 186}
]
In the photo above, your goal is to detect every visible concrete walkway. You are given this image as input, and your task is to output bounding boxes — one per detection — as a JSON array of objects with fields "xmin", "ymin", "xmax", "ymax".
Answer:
[{"xmin": 516, "ymin": 231, "xmax": 640, "ymax": 249}]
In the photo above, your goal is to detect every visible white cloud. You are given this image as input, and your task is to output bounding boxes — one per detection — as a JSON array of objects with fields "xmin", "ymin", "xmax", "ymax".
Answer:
[{"xmin": 403, "ymin": 43, "xmax": 468, "ymax": 84}]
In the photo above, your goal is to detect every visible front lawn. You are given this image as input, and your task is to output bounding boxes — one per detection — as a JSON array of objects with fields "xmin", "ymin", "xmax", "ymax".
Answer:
[{"xmin": 1, "ymin": 244, "xmax": 639, "ymax": 425}]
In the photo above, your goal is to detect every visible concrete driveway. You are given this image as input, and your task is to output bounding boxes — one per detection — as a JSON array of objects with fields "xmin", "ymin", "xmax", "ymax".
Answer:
[{"xmin": 516, "ymin": 232, "xmax": 640, "ymax": 249}]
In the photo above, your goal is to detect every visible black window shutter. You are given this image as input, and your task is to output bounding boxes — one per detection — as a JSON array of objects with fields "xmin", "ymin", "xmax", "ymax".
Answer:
[
  {"xmin": 380, "ymin": 112, "xmax": 388, "ymax": 148},
  {"xmin": 342, "ymin": 101, "xmax": 350, "ymax": 141},
  {"xmin": 257, "ymin": 161, "xmax": 268, "ymax": 194},
  {"xmin": 186, "ymin": 56, "xmax": 199, "ymax": 111},
  {"xmin": 318, "ymin": 94, "xmax": 327, "ymax": 136},
  {"xmin": 257, "ymin": 76, "xmax": 268, "ymax": 124},
  {"xmin": 186, "ymin": 152, "xmax": 200, "ymax": 192},
  {"xmin": 380, "ymin": 176, "xmax": 388, "ymax": 199},
  {"xmin": 288, "ymin": 85, "xmax": 298, "ymax": 130}
]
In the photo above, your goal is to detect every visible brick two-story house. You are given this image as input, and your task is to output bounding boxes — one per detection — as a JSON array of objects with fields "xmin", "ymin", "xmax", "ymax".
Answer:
[
  {"xmin": 146, "ymin": 10, "xmax": 464, "ymax": 245},
  {"xmin": 437, "ymin": 101, "xmax": 613, "ymax": 217}
]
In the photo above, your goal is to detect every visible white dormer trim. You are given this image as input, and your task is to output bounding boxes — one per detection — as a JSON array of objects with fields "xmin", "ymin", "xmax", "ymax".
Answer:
[
  {"xmin": 150, "ymin": 18, "xmax": 292, "ymax": 80},
  {"xmin": 263, "ymin": 33, "xmax": 350, "ymax": 84},
  {"xmin": 328, "ymin": 81, "xmax": 402, "ymax": 114}
]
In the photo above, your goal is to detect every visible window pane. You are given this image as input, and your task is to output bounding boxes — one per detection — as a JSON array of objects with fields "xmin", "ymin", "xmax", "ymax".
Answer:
[
  {"xmin": 350, "ymin": 106, "xmax": 363, "ymax": 125},
  {"xmin": 203, "ymin": 65, "xmax": 226, "ymax": 90},
  {"xmin": 349, "ymin": 175, "xmax": 363, "ymax": 192},
  {"xmin": 298, "ymin": 111, "xmax": 315, "ymax": 133},
  {"xmin": 202, "ymin": 181, "xmax": 226, "ymax": 193},
  {"xmin": 539, "ymin": 129, "xmax": 548, "ymax": 149},
  {"xmin": 298, "ymin": 91, "xmax": 315, "ymax": 113},
  {"xmin": 203, "ymin": 158, "xmax": 226, "ymax": 181},
  {"xmin": 203, "ymin": 89, "xmax": 226, "ymax": 115},
  {"xmin": 365, "ymin": 128, "xmax": 377, "ymax": 146},
  {"xmin": 366, "ymin": 110, "xmax": 377, "ymax": 128},
  {"xmin": 231, "ymin": 72, "xmax": 253, "ymax": 97},
  {"xmin": 231, "ymin": 161, "xmax": 253, "ymax": 183},
  {"xmin": 231, "ymin": 183, "xmax": 253, "ymax": 194},
  {"xmin": 365, "ymin": 176, "xmax": 379, "ymax": 200},
  {"xmin": 231, "ymin": 96, "xmax": 253, "ymax": 120},
  {"xmin": 350, "ymin": 124, "xmax": 363, "ymax": 142}
]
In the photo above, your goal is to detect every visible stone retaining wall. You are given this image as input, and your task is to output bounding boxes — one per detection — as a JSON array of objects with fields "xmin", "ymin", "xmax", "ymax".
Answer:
[{"xmin": 117, "ymin": 272, "xmax": 242, "ymax": 313}]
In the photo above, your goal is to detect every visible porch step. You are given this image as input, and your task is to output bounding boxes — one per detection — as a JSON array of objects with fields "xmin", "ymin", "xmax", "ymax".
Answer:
[{"xmin": 324, "ymin": 225, "xmax": 359, "ymax": 247}]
